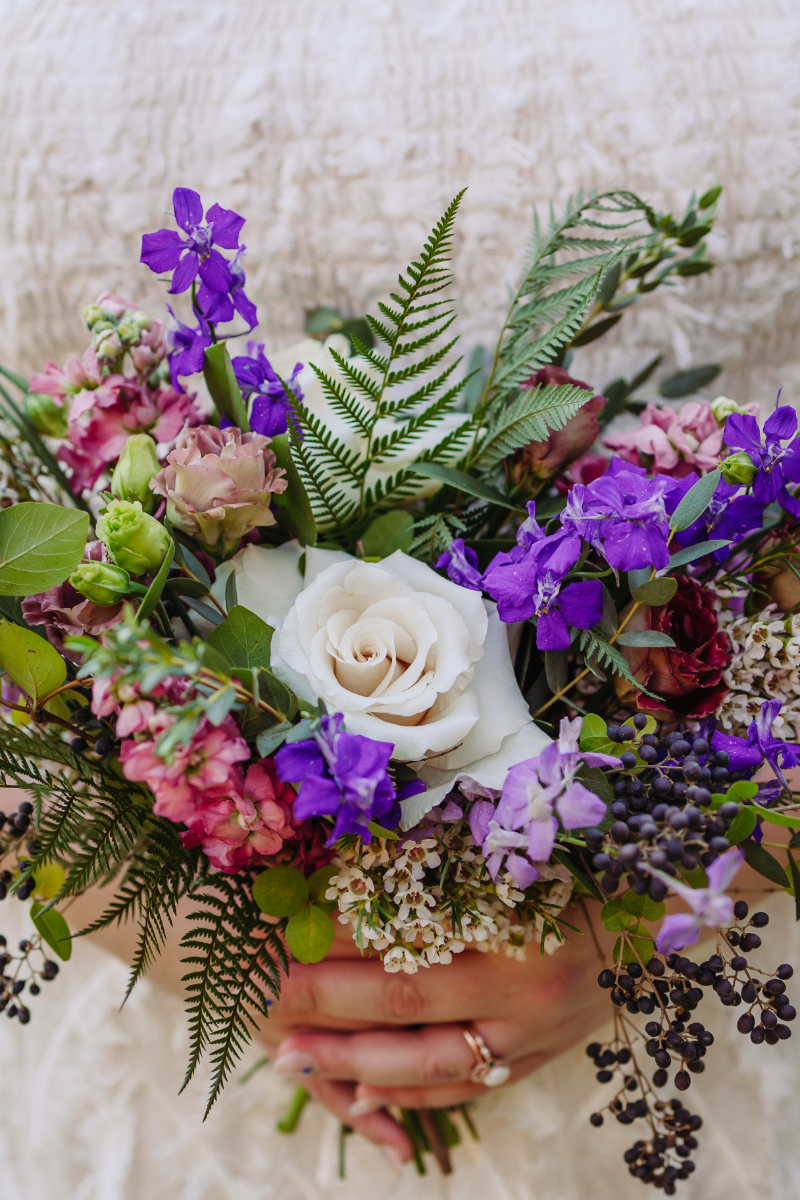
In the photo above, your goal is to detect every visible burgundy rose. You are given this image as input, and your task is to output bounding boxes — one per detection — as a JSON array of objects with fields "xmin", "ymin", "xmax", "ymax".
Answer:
[
  {"xmin": 504, "ymin": 365, "xmax": 607, "ymax": 488},
  {"xmin": 615, "ymin": 575, "xmax": 731, "ymax": 719}
]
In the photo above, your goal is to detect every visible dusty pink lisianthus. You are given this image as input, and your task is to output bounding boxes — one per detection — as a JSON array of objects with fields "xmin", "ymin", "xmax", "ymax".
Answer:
[
  {"xmin": 504, "ymin": 365, "xmax": 607, "ymax": 487},
  {"xmin": 603, "ymin": 400, "xmax": 724, "ymax": 479},
  {"xmin": 181, "ymin": 759, "xmax": 299, "ymax": 873},
  {"xmin": 120, "ymin": 713, "xmax": 251, "ymax": 824},
  {"xmin": 150, "ymin": 424, "xmax": 287, "ymax": 552}
]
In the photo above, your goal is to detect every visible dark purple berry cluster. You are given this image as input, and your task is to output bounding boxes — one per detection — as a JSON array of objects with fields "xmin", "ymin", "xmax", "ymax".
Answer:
[{"xmin": 0, "ymin": 934, "xmax": 59, "ymax": 1024}]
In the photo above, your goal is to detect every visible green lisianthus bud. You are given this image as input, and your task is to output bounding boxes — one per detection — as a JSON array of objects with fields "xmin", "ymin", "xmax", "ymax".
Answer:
[
  {"xmin": 720, "ymin": 450, "xmax": 757, "ymax": 486},
  {"xmin": 96, "ymin": 499, "xmax": 171, "ymax": 575},
  {"xmin": 24, "ymin": 393, "xmax": 68, "ymax": 438},
  {"xmin": 111, "ymin": 434, "xmax": 161, "ymax": 511},
  {"xmin": 93, "ymin": 328, "xmax": 124, "ymax": 361},
  {"xmin": 69, "ymin": 561, "xmax": 131, "ymax": 606},
  {"xmin": 711, "ymin": 394, "xmax": 753, "ymax": 426}
]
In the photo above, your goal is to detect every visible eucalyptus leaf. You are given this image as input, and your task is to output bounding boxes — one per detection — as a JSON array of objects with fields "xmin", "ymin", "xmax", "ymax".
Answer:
[
  {"xmin": 741, "ymin": 839, "xmax": 790, "ymax": 888},
  {"xmin": 411, "ymin": 463, "xmax": 521, "ymax": 511},
  {"xmin": 252, "ymin": 865, "xmax": 309, "ymax": 917},
  {"xmin": 615, "ymin": 630, "xmax": 676, "ymax": 648},
  {"xmin": 627, "ymin": 567, "xmax": 651, "ymax": 592},
  {"xmin": 0, "ymin": 503, "xmax": 89, "ymax": 596},
  {"xmin": 180, "ymin": 547, "xmax": 211, "ymax": 588},
  {"xmin": 0, "ymin": 621, "xmax": 66, "ymax": 703},
  {"xmin": 164, "ymin": 577, "xmax": 209, "ymax": 598},
  {"xmin": 658, "ymin": 364, "xmax": 721, "ymax": 398},
  {"xmin": 203, "ymin": 342, "xmax": 250, "ymax": 431},
  {"xmin": 545, "ymin": 649, "xmax": 568, "ymax": 693},
  {"xmin": 183, "ymin": 595, "xmax": 225, "ymax": 626},
  {"xmin": 285, "ymin": 904, "xmax": 335, "ymax": 964},
  {"xmin": 307, "ymin": 865, "xmax": 339, "ymax": 903},
  {"xmin": 667, "ymin": 539, "xmax": 730, "ymax": 569},
  {"xmin": 669, "ymin": 469, "xmax": 721, "ymax": 532},
  {"xmin": 256, "ymin": 668, "xmax": 296, "ymax": 720},
  {"xmin": 255, "ymin": 720, "xmax": 293, "ymax": 757},
  {"xmin": 361, "ymin": 511, "xmax": 414, "ymax": 558},
  {"xmin": 207, "ymin": 606, "xmax": 274, "ymax": 671},
  {"xmin": 31, "ymin": 901, "xmax": 72, "ymax": 961},
  {"xmin": 632, "ymin": 577, "xmax": 678, "ymax": 606},
  {"xmin": 225, "ymin": 570, "xmax": 238, "ymax": 613}
]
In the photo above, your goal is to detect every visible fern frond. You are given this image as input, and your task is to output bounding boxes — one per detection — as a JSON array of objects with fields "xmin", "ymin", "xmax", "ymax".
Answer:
[
  {"xmin": 577, "ymin": 629, "xmax": 662, "ymax": 701},
  {"xmin": 476, "ymin": 383, "xmax": 591, "ymax": 469}
]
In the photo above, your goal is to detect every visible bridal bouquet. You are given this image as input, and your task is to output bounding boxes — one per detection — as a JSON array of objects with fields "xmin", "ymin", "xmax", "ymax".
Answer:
[{"xmin": 1, "ymin": 182, "xmax": 800, "ymax": 1192}]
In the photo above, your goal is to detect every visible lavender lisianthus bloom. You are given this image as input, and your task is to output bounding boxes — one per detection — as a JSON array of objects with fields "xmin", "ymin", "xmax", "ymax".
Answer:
[
  {"xmin": 140, "ymin": 187, "xmax": 244, "ymax": 296},
  {"xmin": 712, "ymin": 698, "xmax": 800, "ymax": 788},
  {"xmin": 481, "ymin": 716, "xmax": 617, "ymax": 882},
  {"xmin": 724, "ymin": 402, "xmax": 800, "ymax": 516},
  {"xmin": 197, "ymin": 247, "xmax": 258, "ymax": 331},
  {"xmin": 228, "ymin": 343, "xmax": 304, "ymax": 437},
  {"xmin": 165, "ymin": 306, "xmax": 212, "ymax": 392},
  {"xmin": 560, "ymin": 458, "xmax": 677, "ymax": 571},
  {"xmin": 274, "ymin": 713, "xmax": 398, "ymax": 843},
  {"xmin": 674, "ymin": 478, "xmax": 765, "ymax": 564},
  {"xmin": 435, "ymin": 539, "xmax": 483, "ymax": 590},
  {"xmin": 654, "ymin": 847, "xmax": 744, "ymax": 954}
]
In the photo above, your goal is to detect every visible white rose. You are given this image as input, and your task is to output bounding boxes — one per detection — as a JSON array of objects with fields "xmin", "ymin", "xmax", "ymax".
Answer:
[
  {"xmin": 265, "ymin": 336, "xmax": 471, "ymax": 507},
  {"xmin": 217, "ymin": 541, "xmax": 549, "ymax": 825}
]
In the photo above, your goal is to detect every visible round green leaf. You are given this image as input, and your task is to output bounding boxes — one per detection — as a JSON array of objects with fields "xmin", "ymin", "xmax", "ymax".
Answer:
[
  {"xmin": 0, "ymin": 503, "xmax": 89, "ymax": 596},
  {"xmin": 621, "ymin": 891, "xmax": 666, "ymax": 921},
  {"xmin": 252, "ymin": 865, "xmax": 309, "ymax": 917},
  {"xmin": 632, "ymin": 577, "xmax": 678, "ymax": 606},
  {"xmin": 285, "ymin": 904, "xmax": 335, "ymax": 963},
  {"xmin": 726, "ymin": 806, "xmax": 758, "ymax": 844},
  {"xmin": 0, "ymin": 620, "xmax": 66, "ymax": 702},
  {"xmin": 307, "ymin": 864, "xmax": 339, "ymax": 903}
]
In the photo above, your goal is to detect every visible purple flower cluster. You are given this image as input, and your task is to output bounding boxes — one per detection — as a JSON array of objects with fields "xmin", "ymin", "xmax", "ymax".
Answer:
[
  {"xmin": 227, "ymin": 343, "xmax": 304, "ymax": 438},
  {"xmin": 712, "ymin": 699, "xmax": 800, "ymax": 789},
  {"xmin": 674, "ymin": 478, "xmax": 765, "ymax": 565},
  {"xmin": 724, "ymin": 403, "xmax": 800, "ymax": 517},
  {"xmin": 274, "ymin": 714, "xmax": 401, "ymax": 844},
  {"xmin": 560, "ymin": 458, "xmax": 676, "ymax": 571},
  {"xmin": 141, "ymin": 188, "xmax": 258, "ymax": 391}
]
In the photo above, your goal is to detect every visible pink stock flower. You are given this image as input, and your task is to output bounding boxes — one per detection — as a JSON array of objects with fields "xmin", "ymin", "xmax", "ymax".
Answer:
[
  {"xmin": 151, "ymin": 424, "xmax": 287, "ymax": 552},
  {"xmin": 603, "ymin": 400, "xmax": 724, "ymax": 479},
  {"xmin": 115, "ymin": 700, "xmax": 156, "ymax": 737},
  {"xmin": 30, "ymin": 347, "xmax": 125, "ymax": 415},
  {"xmin": 181, "ymin": 759, "xmax": 298, "ymax": 873},
  {"xmin": 120, "ymin": 714, "xmax": 250, "ymax": 824}
]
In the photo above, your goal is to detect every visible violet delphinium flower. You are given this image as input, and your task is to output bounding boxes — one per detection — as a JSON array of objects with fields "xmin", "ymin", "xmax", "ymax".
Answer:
[
  {"xmin": 165, "ymin": 306, "xmax": 212, "ymax": 392},
  {"xmin": 724, "ymin": 401, "xmax": 800, "ymax": 516},
  {"xmin": 275, "ymin": 714, "xmax": 398, "ymax": 843},
  {"xmin": 140, "ymin": 187, "xmax": 244, "ymax": 296},
  {"xmin": 481, "ymin": 500, "xmax": 583, "ymax": 622},
  {"xmin": 197, "ymin": 247, "xmax": 258, "ymax": 331},
  {"xmin": 228, "ymin": 343, "xmax": 304, "ymax": 437},
  {"xmin": 654, "ymin": 847, "xmax": 744, "ymax": 954},
  {"xmin": 435, "ymin": 538, "xmax": 483, "ymax": 590},
  {"xmin": 481, "ymin": 716, "xmax": 617, "ymax": 883},
  {"xmin": 674, "ymin": 478, "xmax": 765, "ymax": 565},
  {"xmin": 529, "ymin": 576, "xmax": 604, "ymax": 649},
  {"xmin": 712, "ymin": 699, "xmax": 800, "ymax": 788},
  {"xmin": 561, "ymin": 458, "xmax": 677, "ymax": 571}
]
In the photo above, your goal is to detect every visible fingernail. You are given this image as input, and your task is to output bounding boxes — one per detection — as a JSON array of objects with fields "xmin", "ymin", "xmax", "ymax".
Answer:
[
  {"xmin": 349, "ymin": 1095, "xmax": 388, "ymax": 1117},
  {"xmin": 381, "ymin": 1145, "xmax": 405, "ymax": 1170},
  {"xmin": 273, "ymin": 1050, "xmax": 317, "ymax": 1077}
]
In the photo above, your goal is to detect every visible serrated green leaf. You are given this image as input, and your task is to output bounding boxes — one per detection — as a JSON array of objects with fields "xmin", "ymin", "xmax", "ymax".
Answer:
[
  {"xmin": 0, "ymin": 503, "xmax": 89, "ymax": 596},
  {"xmin": 361, "ymin": 511, "xmax": 414, "ymax": 557},
  {"xmin": 577, "ymin": 628, "xmax": 662, "ymax": 702},
  {"xmin": 207, "ymin": 606, "xmax": 274, "ymax": 671},
  {"xmin": 476, "ymin": 384, "xmax": 592, "ymax": 469},
  {"xmin": 203, "ymin": 342, "xmax": 250, "ymax": 431},
  {"xmin": 616, "ymin": 630, "xmax": 676, "ymax": 648},
  {"xmin": 31, "ymin": 901, "xmax": 72, "ymax": 961},
  {"xmin": 285, "ymin": 904, "xmax": 335, "ymax": 963},
  {"xmin": 667, "ymin": 539, "xmax": 730, "ymax": 569},
  {"xmin": 0, "ymin": 620, "xmax": 66, "ymax": 702},
  {"xmin": 633, "ymin": 577, "xmax": 678, "ymax": 605},
  {"xmin": 741, "ymin": 839, "xmax": 790, "ymax": 887},
  {"xmin": 252, "ymin": 865, "xmax": 309, "ymax": 917},
  {"xmin": 669, "ymin": 469, "xmax": 721, "ymax": 532}
]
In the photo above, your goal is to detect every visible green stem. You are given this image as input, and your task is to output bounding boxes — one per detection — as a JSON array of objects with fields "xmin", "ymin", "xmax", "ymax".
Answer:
[{"xmin": 276, "ymin": 1085, "xmax": 310, "ymax": 1133}]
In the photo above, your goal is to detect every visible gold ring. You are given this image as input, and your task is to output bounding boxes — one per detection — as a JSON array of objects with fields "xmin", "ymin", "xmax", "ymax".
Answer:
[{"xmin": 462, "ymin": 1026, "xmax": 510, "ymax": 1088}]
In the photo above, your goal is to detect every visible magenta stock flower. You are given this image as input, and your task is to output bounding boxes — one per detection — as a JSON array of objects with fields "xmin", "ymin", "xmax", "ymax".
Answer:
[
  {"xmin": 654, "ymin": 848, "xmax": 744, "ymax": 954},
  {"xmin": 140, "ymin": 187, "xmax": 244, "ymax": 296}
]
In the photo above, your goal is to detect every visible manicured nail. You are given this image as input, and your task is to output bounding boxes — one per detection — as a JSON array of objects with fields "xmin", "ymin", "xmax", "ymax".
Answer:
[
  {"xmin": 349, "ymin": 1095, "xmax": 388, "ymax": 1117},
  {"xmin": 273, "ymin": 1050, "xmax": 317, "ymax": 1077},
  {"xmin": 381, "ymin": 1144, "xmax": 405, "ymax": 1169}
]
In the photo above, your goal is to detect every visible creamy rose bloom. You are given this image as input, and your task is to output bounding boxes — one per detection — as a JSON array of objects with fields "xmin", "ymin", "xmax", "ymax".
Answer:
[
  {"xmin": 151, "ymin": 424, "xmax": 287, "ymax": 552},
  {"xmin": 215, "ymin": 541, "xmax": 550, "ymax": 824}
]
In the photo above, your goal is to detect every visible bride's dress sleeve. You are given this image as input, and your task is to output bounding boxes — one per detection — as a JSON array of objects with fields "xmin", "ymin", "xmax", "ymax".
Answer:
[{"xmin": 1, "ymin": 1, "xmax": 799, "ymax": 1195}]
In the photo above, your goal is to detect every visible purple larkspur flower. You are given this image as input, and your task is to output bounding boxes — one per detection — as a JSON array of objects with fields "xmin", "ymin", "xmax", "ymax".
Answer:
[
  {"xmin": 712, "ymin": 699, "xmax": 800, "ymax": 788},
  {"xmin": 165, "ymin": 305, "xmax": 212, "ymax": 392},
  {"xmin": 197, "ymin": 246, "xmax": 258, "ymax": 331},
  {"xmin": 141, "ymin": 187, "xmax": 244, "ymax": 296},
  {"xmin": 436, "ymin": 538, "xmax": 483, "ymax": 590},
  {"xmin": 226, "ymin": 343, "xmax": 304, "ymax": 438},
  {"xmin": 274, "ymin": 713, "xmax": 398, "ymax": 843},
  {"xmin": 674, "ymin": 477, "xmax": 765, "ymax": 565},
  {"xmin": 654, "ymin": 847, "xmax": 743, "ymax": 954},
  {"xmin": 481, "ymin": 500, "xmax": 584, "ymax": 623},
  {"xmin": 724, "ymin": 401, "xmax": 800, "ymax": 516},
  {"xmin": 480, "ymin": 716, "xmax": 617, "ymax": 882},
  {"xmin": 560, "ymin": 458, "xmax": 677, "ymax": 571}
]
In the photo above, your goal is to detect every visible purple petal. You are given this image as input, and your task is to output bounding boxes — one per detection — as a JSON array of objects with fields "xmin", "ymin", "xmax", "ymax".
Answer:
[
  {"xmin": 249, "ymin": 395, "xmax": 289, "ymax": 437},
  {"xmin": 655, "ymin": 913, "xmax": 702, "ymax": 955},
  {"xmin": 710, "ymin": 730, "xmax": 763, "ymax": 770},
  {"xmin": 168, "ymin": 250, "xmax": 200, "ymax": 295},
  {"xmin": 206, "ymin": 203, "xmax": 246, "ymax": 249},
  {"xmin": 197, "ymin": 281, "xmax": 235, "ymax": 323},
  {"xmin": 558, "ymin": 580, "xmax": 604, "ymax": 631},
  {"xmin": 705, "ymin": 846, "xmax": 744, "ymax": 893},
  {"xmin": 172, "ymin": 187, "xmax": 204, "ymax": 231},
  {"xmin": 724, "ymin": 413, "xmax": 762, "ymax": 454},
  {"xmin": 505, "ymin": 853, "xmax": 540, "ymax": 889},
  {"xmin": 779, "ymin": 486, "xmax": 800, "ymax": 519},
  {"xmin": 140, "ymin": 229, "xmax": 185, "ymax": 272},
  {"xmin": 233, "ymin": 287, "xmax": 259, "ymax": 330},
  {"xmin": 293, "ymin": 776, "xmax": 343, "ymax": 821},
  {"xmin": 764, "ymin": 404, "xmax": 797, "ymax": 443},
  {"xmin": 535, "ymin": 607, "xmax": 571, "ymax": 650},
  {"xmin": 556, "ymin": 782, "xmax": 607, "ymax": 830},
  {"xmin": 198, "ymin": 249, "xmax": 233, "ymax": 294},
  {"xmin": 526, "ymin": 815, "xmax": 558, "ymax": 861},
  {"xmin": 468, "ymin": 799, "xmax": 496, "ymax": 846}
]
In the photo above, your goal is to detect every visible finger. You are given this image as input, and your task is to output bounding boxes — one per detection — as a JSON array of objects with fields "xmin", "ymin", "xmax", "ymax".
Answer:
[
  {"xmin": 303, "ymin": 1078, "xmax": 413, "ymax": 1163},
  {"xmin": 273, "ymin": 1021, "xmax": 525, "ymax": 1088},
  {"xmin": 351, "ymin": 1050, "xmax": 545, "ymax": 1110}
]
